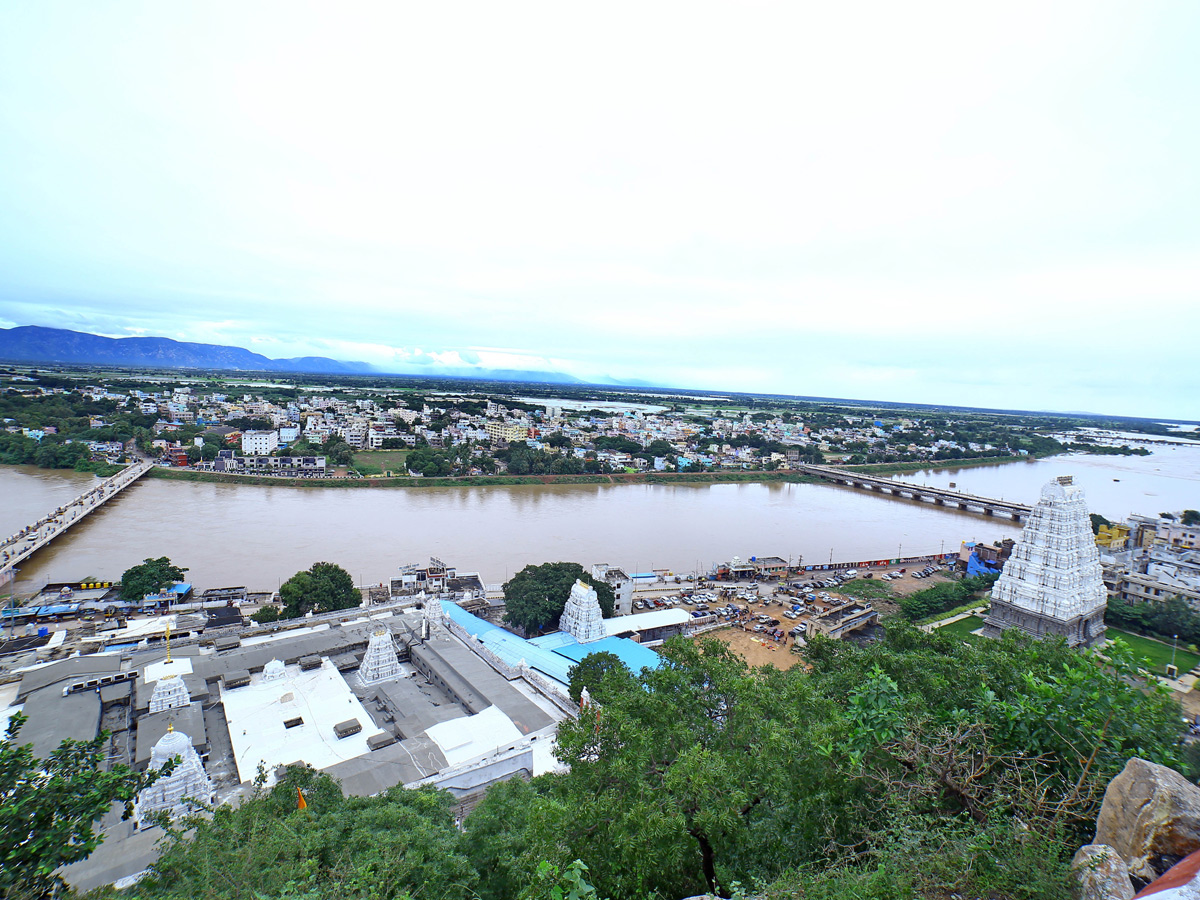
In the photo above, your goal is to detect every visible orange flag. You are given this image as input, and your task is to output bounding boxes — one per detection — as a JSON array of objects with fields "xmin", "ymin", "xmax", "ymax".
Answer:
[{"xmin": 297, "ymin": 788, "xmax": 307, "ymax": 810}]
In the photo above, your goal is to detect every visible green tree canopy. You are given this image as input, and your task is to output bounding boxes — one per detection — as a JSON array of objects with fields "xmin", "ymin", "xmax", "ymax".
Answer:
[
  {"xmin": 502, "ymin": 563, "xmax": 615, "ymax": 635},
  {"xmin": 279, "ymin": 561, "xmax": 360, "ymax": 618},
  {"xmin": 141, "ymin": 766, "xmax": 477, "ymax": 900},
  {"xmin": 1, "ymin": 714, "xmax": 167, "ymax": 899},
  {"xmin": 566, "ymin": 651, "xmax": 630, "ymax": 706},
  {"xmin": 120, "ymin": 556, "xmax": 188, "ymax": 604},
  {"xmin": 467, "ymin": 625, "xmax": 1182, "ymax": 900}
]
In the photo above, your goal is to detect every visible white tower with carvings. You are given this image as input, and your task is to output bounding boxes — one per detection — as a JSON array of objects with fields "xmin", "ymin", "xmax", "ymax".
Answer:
[
  {"xmin": 148, "ymin": 673, "xmax": 190, "ymax": 713},
  {"xmin": 360, "ymin": 628, "xmax": 402, "ymax": 683},
  {"xmin": 134, "ymin": 725, "xmax": 215, "ymax": 828},
  {"xmin": 559, "ymin": 579, "xmax": 607, "ymax": 643},
  {"xmin": 982, "ymin": 476, "xmax": 1107, "ymax": 648}
]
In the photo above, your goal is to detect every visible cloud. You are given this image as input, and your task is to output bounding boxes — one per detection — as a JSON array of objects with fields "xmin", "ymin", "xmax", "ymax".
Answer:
[{"xmin": 0, "ymin": 3, "xmax": 1197, "ymax": 418}]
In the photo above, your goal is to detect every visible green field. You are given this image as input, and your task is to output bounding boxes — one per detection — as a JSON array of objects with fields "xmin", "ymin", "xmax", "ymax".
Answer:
[
  {"xmin": 836, "ymin": 578, "xmax": 896, "ymax": 601},
  {"xmin": 936, "ymin": 615, "xmax": 986, "ymax": 641},
  {"xmin": 929, "ymin": 619, "xmax": 1199, "ymax": 676},
  {"xmin": 1105, "ymin": 626, "xmax": 1200, "ymax": 676},
  {"xmin": 352, "ymin": 450, "xmax": 411, "ymax": 476}
]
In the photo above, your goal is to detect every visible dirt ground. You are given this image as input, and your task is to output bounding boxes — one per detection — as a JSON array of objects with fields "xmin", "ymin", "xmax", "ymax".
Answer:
[
  {"xmin": 873, "ymin": 570, "xmax": 955, "ymax": 597},
  {"xmin": 1178, "ymin": 687, "xmax": 1200, "ymax": 719},
  {"xmin": 694, "ymin": 625, "xmax": 805, "ymax": 670}
]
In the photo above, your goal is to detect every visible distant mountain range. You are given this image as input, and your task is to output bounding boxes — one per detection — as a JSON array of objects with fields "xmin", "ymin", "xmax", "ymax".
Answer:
[
  {"xmin": 0, "ymin": 325, "xmax": 373, "ymax": 375},
  {"xmin": 0, "ymin": 326, "xmax": 594, "ymax": 384}
]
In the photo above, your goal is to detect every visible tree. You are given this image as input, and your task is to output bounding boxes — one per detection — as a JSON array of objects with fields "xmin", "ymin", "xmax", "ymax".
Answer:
[
  {"xmin": 251, "ymin": 606, "xmax": 282, "ymax": 625},
  {"xmin": 1, "ymin": 714, "xmax": 168, "ymax": 899},
  {"xmin": 1183, "ymin": 510, "xmax": 1200, "ymax": 526},
  {"xmin": 541, "ymin": 638, "xmax": 837, "ymax": 898},
  {"xmin": 279, "ymin": 561, "xmax": 360, "ymax": 619},
  {"xmin": 141, "ymin": 767, "xmax": 477, "ymax": 900},
  {"xmin": 502, "ymin": 563, "xmax": 615, "ymax": 635},
  {"xmin": 120, "ymin": 557, "xmax": 188, "ymax": 604},
  {"xmin": 566, "ymin": 651, "xmax": 630, "ymax": 705}
]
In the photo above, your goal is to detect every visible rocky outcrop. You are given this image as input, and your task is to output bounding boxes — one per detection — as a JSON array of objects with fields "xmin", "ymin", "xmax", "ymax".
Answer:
[
  {"xmin": 1094, "ymin": 758, "xmax": 1200, "ymax": 883},
  {"xmin": 1071, "ymin": 845, "xmax": 1134, "ymax": 900}
]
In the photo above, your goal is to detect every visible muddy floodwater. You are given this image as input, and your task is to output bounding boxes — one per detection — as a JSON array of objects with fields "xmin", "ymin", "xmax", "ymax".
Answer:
[{"xmin": 3, "ymin": 445, "xmax": 1197, "ymax": 595}]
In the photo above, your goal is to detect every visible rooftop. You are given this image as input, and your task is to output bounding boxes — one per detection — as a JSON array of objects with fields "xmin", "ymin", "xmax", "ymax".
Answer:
[{"xmin": 220, "ymin": 659, "xmax": 386, "ymax": 785}]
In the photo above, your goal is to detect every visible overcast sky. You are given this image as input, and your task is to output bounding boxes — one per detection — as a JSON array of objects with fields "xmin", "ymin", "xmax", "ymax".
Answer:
[{"xmin": 0, "ymin": 3, "xmax": 1197, "ymax": 419}]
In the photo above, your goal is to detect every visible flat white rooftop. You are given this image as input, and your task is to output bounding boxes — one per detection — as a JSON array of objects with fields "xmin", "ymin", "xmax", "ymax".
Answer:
[
  {"xmin": 221, "ymin": 659, "xmax": 385, "ymax": 785},
  {"xmin": 106, "ymin": 614, "xmax": 180, "ymax": 642},
  {"xmin": 425, "ymin": 705, "xmax": 523, "ymax": 767},
  {"xmin": 605, "ymin": 607, "xmax": 691, "ymax": 635},
  {"xmin": 143, "ymin": 657, "xmax": 193, "ymax": 684}
]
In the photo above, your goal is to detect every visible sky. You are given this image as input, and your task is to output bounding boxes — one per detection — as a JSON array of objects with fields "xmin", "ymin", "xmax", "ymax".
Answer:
[{"xmin": 0, "ymin": 3, "xmax": 1198, "ymax": 419}]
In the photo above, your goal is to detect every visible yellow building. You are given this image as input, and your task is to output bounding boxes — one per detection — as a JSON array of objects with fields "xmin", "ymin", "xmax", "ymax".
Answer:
[
  {"xmin": 485, "ymin": 420, "xmax": 529, "ymax": 443},
  {"xmin": 1095, "ymin": 523, "xmax": 1130, "ymax": 551}
]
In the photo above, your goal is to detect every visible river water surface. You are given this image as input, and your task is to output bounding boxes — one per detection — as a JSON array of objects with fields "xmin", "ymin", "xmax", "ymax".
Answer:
[{"xmin": 3, "ymin": 445, "xmax": 1198, "ymax": 595}]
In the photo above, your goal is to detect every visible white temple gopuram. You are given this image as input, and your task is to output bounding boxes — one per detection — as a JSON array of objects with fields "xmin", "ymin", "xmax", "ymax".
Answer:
[
  {"xmin": 558, "ymin": 579, "xmax": 607, "ymax": 643},
  {"xmin": 134, "ymin": 724, "xmax": 215, "ymax": 828},
  {"xmin": 981, "ymin": 476, "xmax": 1107, "ymax": 648},
  {"xmin": 359, "ymin": 628, "xmax": 402, "ymax": 683},
  {"xmin": 147, "ymin": 672, "xmax": 190, "ymax": 713}
]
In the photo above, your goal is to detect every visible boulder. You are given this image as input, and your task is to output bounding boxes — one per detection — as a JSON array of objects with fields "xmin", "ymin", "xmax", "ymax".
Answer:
[
  {"xmin": 1094, "ymin": 758, "xmax": 1200, "ymax": 882},
  {"xmin": 1071, "ymin": 844, "xmax": 1134, "ymax": 900}
]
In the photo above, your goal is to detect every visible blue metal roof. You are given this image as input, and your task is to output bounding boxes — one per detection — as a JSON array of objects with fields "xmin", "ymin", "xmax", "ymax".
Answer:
[
  {"xmin": 440, "ymin": 600, "xmax": 661, "ymax": 687},
  {"xmin": 528, "ymin": 632, "xmax": 577, "ymax": 651},
  {"xmin": 551, "ymin": 636, "xmax": 662, "ymax": 675},
  {"xmin": 168, "ymin": 583, "xmax": 192, "ymax": 594}
]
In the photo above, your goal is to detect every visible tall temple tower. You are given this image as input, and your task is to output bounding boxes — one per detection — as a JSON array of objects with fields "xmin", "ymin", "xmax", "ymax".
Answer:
[
  {"xmin": 148, "ymin": 673, "xmax": 190, "ymax": 713},
  {"xmin": 360, "ymin": 628, "xmax": 402, "ymax": 683},
  {"xmin": 559, "ymin": 579, "xmax": 607, "ymax": 643},
  {"xmin": 982, "ymin": 476, "xmax": 1107, "ymax": 648},
  {"xmin": 134, "ymin": 724, "xmax": 215, "ymax": 828}
]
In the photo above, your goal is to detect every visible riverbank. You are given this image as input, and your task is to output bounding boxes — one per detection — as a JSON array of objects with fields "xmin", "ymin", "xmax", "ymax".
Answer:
[{"xmin": 147, "ymin": 468, "xmax": 824, "ymax": 489}]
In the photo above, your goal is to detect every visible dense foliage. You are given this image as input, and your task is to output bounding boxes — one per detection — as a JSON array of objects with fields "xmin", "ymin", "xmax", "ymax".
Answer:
[
  {"xmin": 502, "ymin": 562, "xmax": 615, "ymax": 635},
  {"xmin": 1, "ymin": 714, "xmax": 165, "ymax": 900},
  {"xmin": 565, "ymin": 651, "xmax": 629, "ymax": 705},
  {"xmin": 464, "ymin": 626, "xmax": 1182, "ymax": 900},
  {"xmin": 119, "ymin": 556, "xmax": 189, "ymax": 604},
  {"xmin": 896, "ymin": 572, "xmax": 998, "ymax": 620},
  {"xmin": 138, "ymin": 766, "xmax": 475, "ymax": 900},
  {"xmin": 279, "ymin": 561, "xmax": 360, "ymax": 618}
]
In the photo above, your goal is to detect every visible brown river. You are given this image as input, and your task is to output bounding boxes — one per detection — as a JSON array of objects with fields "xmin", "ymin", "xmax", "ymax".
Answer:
[{"xmin": 3, "ymin": 445, "xmax": 1199, "ymax": 595}]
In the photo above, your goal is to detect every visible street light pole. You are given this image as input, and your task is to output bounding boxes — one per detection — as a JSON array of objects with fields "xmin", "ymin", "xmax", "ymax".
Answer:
[{"xmin": 1173, "ymin": 634, "xmax": 1179, "ymax": 671}]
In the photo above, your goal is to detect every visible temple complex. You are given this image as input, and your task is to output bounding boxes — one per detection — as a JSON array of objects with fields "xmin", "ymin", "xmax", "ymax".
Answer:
[
  {"xmin": 558, "ymin": 579, "xmax": 607, "ymax": 643},
  {"xmin": 982, "ymin": 476, "xmax": 1108, "ymax": 647}
]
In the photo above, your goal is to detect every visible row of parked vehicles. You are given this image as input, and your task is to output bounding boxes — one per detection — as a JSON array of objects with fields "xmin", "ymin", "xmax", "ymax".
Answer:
[{"xmin": 910, "ymin": 565, "xmax": 943, "ymax": 579}]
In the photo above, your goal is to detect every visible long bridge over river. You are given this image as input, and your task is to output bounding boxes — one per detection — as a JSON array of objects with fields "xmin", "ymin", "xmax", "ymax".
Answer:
[
  {"xmin": 1, "ymin": 460, "xmax": 155, "ymax": 584},
  {"xmin": 796, "ymin": 464, "xmax": 1033, "ymax": 521}
]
